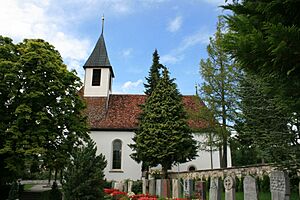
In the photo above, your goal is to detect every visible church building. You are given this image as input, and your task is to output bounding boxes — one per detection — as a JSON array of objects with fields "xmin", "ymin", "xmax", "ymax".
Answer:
[{"xmin": 81, "ymin": 20, "xmax": 231, "ymax": 181}]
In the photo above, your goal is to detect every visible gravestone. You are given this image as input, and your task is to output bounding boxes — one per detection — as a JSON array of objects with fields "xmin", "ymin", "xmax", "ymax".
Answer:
[
  {"xmin": 244, "ymin": 175, "xmax": 258, "ymax": 200},
  {"xmin": 224, "ymin": 176, "xmax": 235, "ymax": 200},
  {"xmin": 161, "ymin": 179, "xmax": 171, "ymax": 198},
  {"xmin": 183, "ymin": 179, "xmax": 193, "ymax": 198},
  {"xmin": 156, "ymin": 179, "xmax": 162, "ymax": 197},
  {"xmin": 270, "ymin": 171, "xmax": 290, "ymax": 200},
  {"xmin": 142, "ymin": 178, "xmax": 147, "ymax": 195},
  {"xmin": 209, "ymin": 177, "xmax": 221, "ymax": 200},
  {"xmin": 149, "ymin": 179, "xmax": 156, "ymax": 196},
  {"xmin": 128, "ymin": 180, "xmax": 133, "ymax": 193},
  {"xmin": 172, "ymin": 179, "xmax": 182, "ymax": 198},
  {"xmin": 123, "ymin": 181, "xmax": 128, "ymax": 193},
  {"xmin": 114, "ymin": 182, "xmax": 124, "ymax": 191},
  {"xmin": 195, "ymin": 181, "xmax": 206, "ymax": 200}
]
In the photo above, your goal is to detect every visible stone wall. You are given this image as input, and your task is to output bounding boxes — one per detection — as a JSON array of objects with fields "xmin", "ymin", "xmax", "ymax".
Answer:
[{"xmin": 169, "ymin": 164, "xmax": 274, "ymax": 180}]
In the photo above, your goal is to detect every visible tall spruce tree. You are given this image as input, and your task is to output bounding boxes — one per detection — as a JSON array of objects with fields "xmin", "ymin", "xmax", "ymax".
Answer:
[
  {"xmin": 63, "ymin": 139, "xmax": 107, "ymax": 200},
  {"xmin": 144, "ymin": 49, "xmax": 163, "ymax": 95},
  {"xmin": 130, "ymin": 68, "xmax": 198, "ymax": 178},
  {"xmin": 199, "ymin": 16, "xmax": 239, "ymax": 168}
]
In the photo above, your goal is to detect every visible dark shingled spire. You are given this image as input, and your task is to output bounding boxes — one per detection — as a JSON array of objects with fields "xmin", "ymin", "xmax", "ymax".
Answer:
[{"xmin": 83, "ymin": 16, "xmax": 114, "ymax": 77}]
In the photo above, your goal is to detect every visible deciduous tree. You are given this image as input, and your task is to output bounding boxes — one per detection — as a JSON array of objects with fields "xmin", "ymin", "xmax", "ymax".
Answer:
[
  {"xmin": 0, "ymin": 36, "xmax": 89, "ymax": 183},
  {"xmin": 199, "ymin": 17, "xmax": 239, "ymax": 168}
]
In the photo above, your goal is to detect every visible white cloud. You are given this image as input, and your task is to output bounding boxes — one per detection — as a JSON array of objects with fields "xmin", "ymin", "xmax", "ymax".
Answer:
[
  {"xmin": 161, "ymin": 28, "xmax": 212, "ymax": 64},
  {"xmin": 160, "ymin": 54, "xmax": 183, "ymax": 65},
  {"xmin": 178, "ymin": 29, "xmax": 211, "ymax": 52},
  {"xmin": 198, "ymin": 0, "xmax": 225, "ymax": 6},
  {"xmin": 167, "ymin": 16, "xmax": 182, "ymax": 32},
  {"xmin": 122, "ymin": 48, "xmax": 133, "ymax": 57},
  {"xmin": 0, "ymin": 0, "xmax": 91, "ymax": 75},
  {"xmin": 121, "ymin": 79, "xmax": 143, "ymax": 93}
]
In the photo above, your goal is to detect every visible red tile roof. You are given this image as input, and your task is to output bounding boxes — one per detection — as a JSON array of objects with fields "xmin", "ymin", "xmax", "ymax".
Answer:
[{"xmin": 83, "ymin": 94, "xmax": 207, "ymax": 130}]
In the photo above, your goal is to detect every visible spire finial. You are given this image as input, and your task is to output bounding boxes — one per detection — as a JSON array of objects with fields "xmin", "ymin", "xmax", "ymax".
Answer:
[{"xmin": 101, "ymin": 14, "xmax": 104, "ymax": 34}]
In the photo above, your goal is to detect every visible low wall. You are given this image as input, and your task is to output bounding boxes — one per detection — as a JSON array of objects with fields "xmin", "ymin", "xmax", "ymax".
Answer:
[{"xmin": 169, "ymin": 164, "xmax": 274, "ymax": 180}]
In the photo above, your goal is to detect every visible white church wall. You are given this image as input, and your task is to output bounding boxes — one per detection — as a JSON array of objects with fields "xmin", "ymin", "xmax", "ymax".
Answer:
[
  {"xmin": 84, "ymin": 68, "xmax": 111, "ymax": 97},
  {"xmin": 89, "ymin": 131, "xmax": 142, "ymax": 181},
  {"xmin": 90, "ymin": 131, "xmax": 232, "ymax": 181}
]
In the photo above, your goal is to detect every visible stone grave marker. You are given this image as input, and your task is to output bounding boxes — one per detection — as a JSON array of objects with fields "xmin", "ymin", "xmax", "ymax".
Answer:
[
  {"xmin": 183, "ymin": 179, "xmax": 193, "ymax": 198},
  {"xmin": 149, "ymin": 179, "xmax": 156, "ymax": 196},
  {"xmin": 142, "ymin": 178, "xmax": 147, "ymax": 195},
  {"xmin": 209, "ymin": 177, "xmax": 221, "ymax": 200},
  {"xmin": 270, "ymin": 171, "xmax": 290, "ymax": 200},
  {"xmin": 172, "ymin": 179, "xmax": 181, "ymax": 198},
  {"xmin": 195, "ymin": 181, "xmax": 206, "ymax": 200},
  {"xmin": 156, "ymin": 179, "xmax": 162, "ymax": 197},
  {"xmin": 161, "ymin": 179, "xmax": 171, "ymax": 198},
  {"xmin": 224, "ymin": 176, "xmax": 235, "ymax": 200},
  {"xmin": 128, "ymin": 180, "xmax": 133, "ymax": 193},
  {"xmin": 123, "ymin": 181, "xmax": 128, "ymax": 193},
  {"xmin": 244, "ymin": 175, "xmax": 258, "ymax": 200},
  {"xmin": 114, "ymin": 182, "xmax": 124, "ymax": 191}
]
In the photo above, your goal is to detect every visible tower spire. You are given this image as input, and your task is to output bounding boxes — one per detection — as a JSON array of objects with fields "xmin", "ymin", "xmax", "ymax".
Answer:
[{"xmin": 101, "ymin": 14, "xmax": 104, "ymax": 35}]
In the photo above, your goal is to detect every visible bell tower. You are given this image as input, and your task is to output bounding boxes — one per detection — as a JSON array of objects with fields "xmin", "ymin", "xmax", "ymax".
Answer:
[{"xmin": 83, "ymin": 16, "xmax": 114, "ymax": 97}]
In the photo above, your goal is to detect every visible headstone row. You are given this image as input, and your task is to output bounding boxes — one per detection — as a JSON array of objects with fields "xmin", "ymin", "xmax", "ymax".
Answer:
[{"xmin": 121, "ymin": 170, "xmax": 291, "ymax": 200}]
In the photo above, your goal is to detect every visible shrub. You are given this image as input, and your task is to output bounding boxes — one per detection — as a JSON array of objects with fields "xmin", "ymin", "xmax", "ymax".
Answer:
[
  {"xmin": 132, "ymin": 180, "xmax": 142, "ymax": 194},
  {"xmin": 63, "ymin": 140, "xmax": 107, "ymax": 200}
]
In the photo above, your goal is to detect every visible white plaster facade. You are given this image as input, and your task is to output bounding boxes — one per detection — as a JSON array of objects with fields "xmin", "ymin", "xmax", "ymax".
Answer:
[
  {"xmin": 83, "ymin": 68, "xmax": 112, "ymax": 97},
  {"xmin": 90, "ymin": 131, "xmax": 231, "ymax": 181}
]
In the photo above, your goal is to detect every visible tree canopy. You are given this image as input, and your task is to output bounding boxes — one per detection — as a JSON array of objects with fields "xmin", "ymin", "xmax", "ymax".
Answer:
[
  {"xmin": 130, "ymin": 66, "xmax": 198, "ymax": 178},
  {"xmin": 223, "ymin": 0, "xmax": 300, "ymax": 168},
  {"xmin": 0, "ymin": 36, "xmax": 89, "ymax": 183},
  {"xmin": 223, "ymin": 0, "xmax": 300, "ymax": 112},
  {"xmin": 199, "ymin": 17, "xmax": 240, "ymax": 168}
]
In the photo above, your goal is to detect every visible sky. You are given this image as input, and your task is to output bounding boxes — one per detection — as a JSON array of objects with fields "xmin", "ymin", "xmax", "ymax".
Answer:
[{"xmin": 0, "ymin": 0, "xmax": 229, "ymax": 95}]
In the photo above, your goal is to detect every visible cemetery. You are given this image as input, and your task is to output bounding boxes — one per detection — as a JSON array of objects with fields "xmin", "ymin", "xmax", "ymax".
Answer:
[
  {"xmin": 1, "ymin": 1, "xmax": 300, "ymax": 200},
  {"xmin": 103, "ymin": 168, "xmax": 299, "ymax": 199}
]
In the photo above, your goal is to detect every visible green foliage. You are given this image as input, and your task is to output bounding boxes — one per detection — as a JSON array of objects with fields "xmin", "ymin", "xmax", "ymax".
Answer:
[
  {"xmin": 63, "ymin": 139, "xmax": 107, "ymax": 200},
  {"xmin": 49, "ymin": 182, "xmax": 62, "ymax": 200},
  {"xmin": 260, "ymin": 175, "xmax": 270, "ymax": 193},
  {"xmin": 0, "ymin": 36, "xmax": 89, "ymax": 184},
  {"xmin": 199, "ymin": 16, "xmax": 240, "ymax": 168},
  {"xmin": 130, "ymin": 66, "xmax": 198, "ymax": 178},
  {"xmin": 234, "ymin": 73, "xmax": 298, "ymax": 168},
  {"xmin": 144, "ymin": 49, "xmax": 163, "ymax": 96},
  {"xmin": 8, "ymin": 181, "xmax": 19, "ymax": 200},
  {"xmin": 223, "ymin": 0, "xmax": 300, "ymax": 169},
  {"xmin": 131, "ymin": 180, "xmax": 142, "ymax": 194}
]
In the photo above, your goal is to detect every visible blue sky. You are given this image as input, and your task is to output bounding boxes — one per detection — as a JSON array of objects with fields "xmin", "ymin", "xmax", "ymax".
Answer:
[{"xmin": 0, "ymin": 0, "xmax": 228, "ymax": 95}]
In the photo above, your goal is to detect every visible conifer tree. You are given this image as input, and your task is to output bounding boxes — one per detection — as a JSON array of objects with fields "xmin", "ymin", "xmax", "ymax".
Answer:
[
  {"xmin": 63, "ymin": 140, "xmax": 107, "ymax": 200},
  {"xmin": 130, "ymin": 68, "xmax": 198, "ymax": 178},
  {"xmin": 144, "ymin": 49, "xmax": 163, "ymax": 95},
  {"xmin": 223, "ymin": 0, "xmax": 300, "ymax": 169},
  {"xmin": 199, "ymin": 16, "xmax": 239, "ymax": 168}
]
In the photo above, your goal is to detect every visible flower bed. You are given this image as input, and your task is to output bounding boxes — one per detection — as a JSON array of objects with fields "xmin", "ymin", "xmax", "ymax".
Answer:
[{"xmin": 104, "ymin": 188, "xmax": 189, "ymax": 200}]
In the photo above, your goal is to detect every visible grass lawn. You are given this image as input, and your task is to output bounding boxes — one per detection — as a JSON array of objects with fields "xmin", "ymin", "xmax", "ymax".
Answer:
[
  {"xmin": 23, "ymin": 184, "xmax": 34, "ymax": 191},
  {"xmin": 221, "ymin": 192, "xmax": 299, "ymax": 200}
]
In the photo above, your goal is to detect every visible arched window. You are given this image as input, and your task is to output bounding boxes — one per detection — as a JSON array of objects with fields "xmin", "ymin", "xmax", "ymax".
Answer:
[
  {"xmin": 112, "ymin": 139, "xmax": 122, "ymax": 169},
  {"xmin": 188, "ymin": 165, "xmax": 196, "ymax": 172}
]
